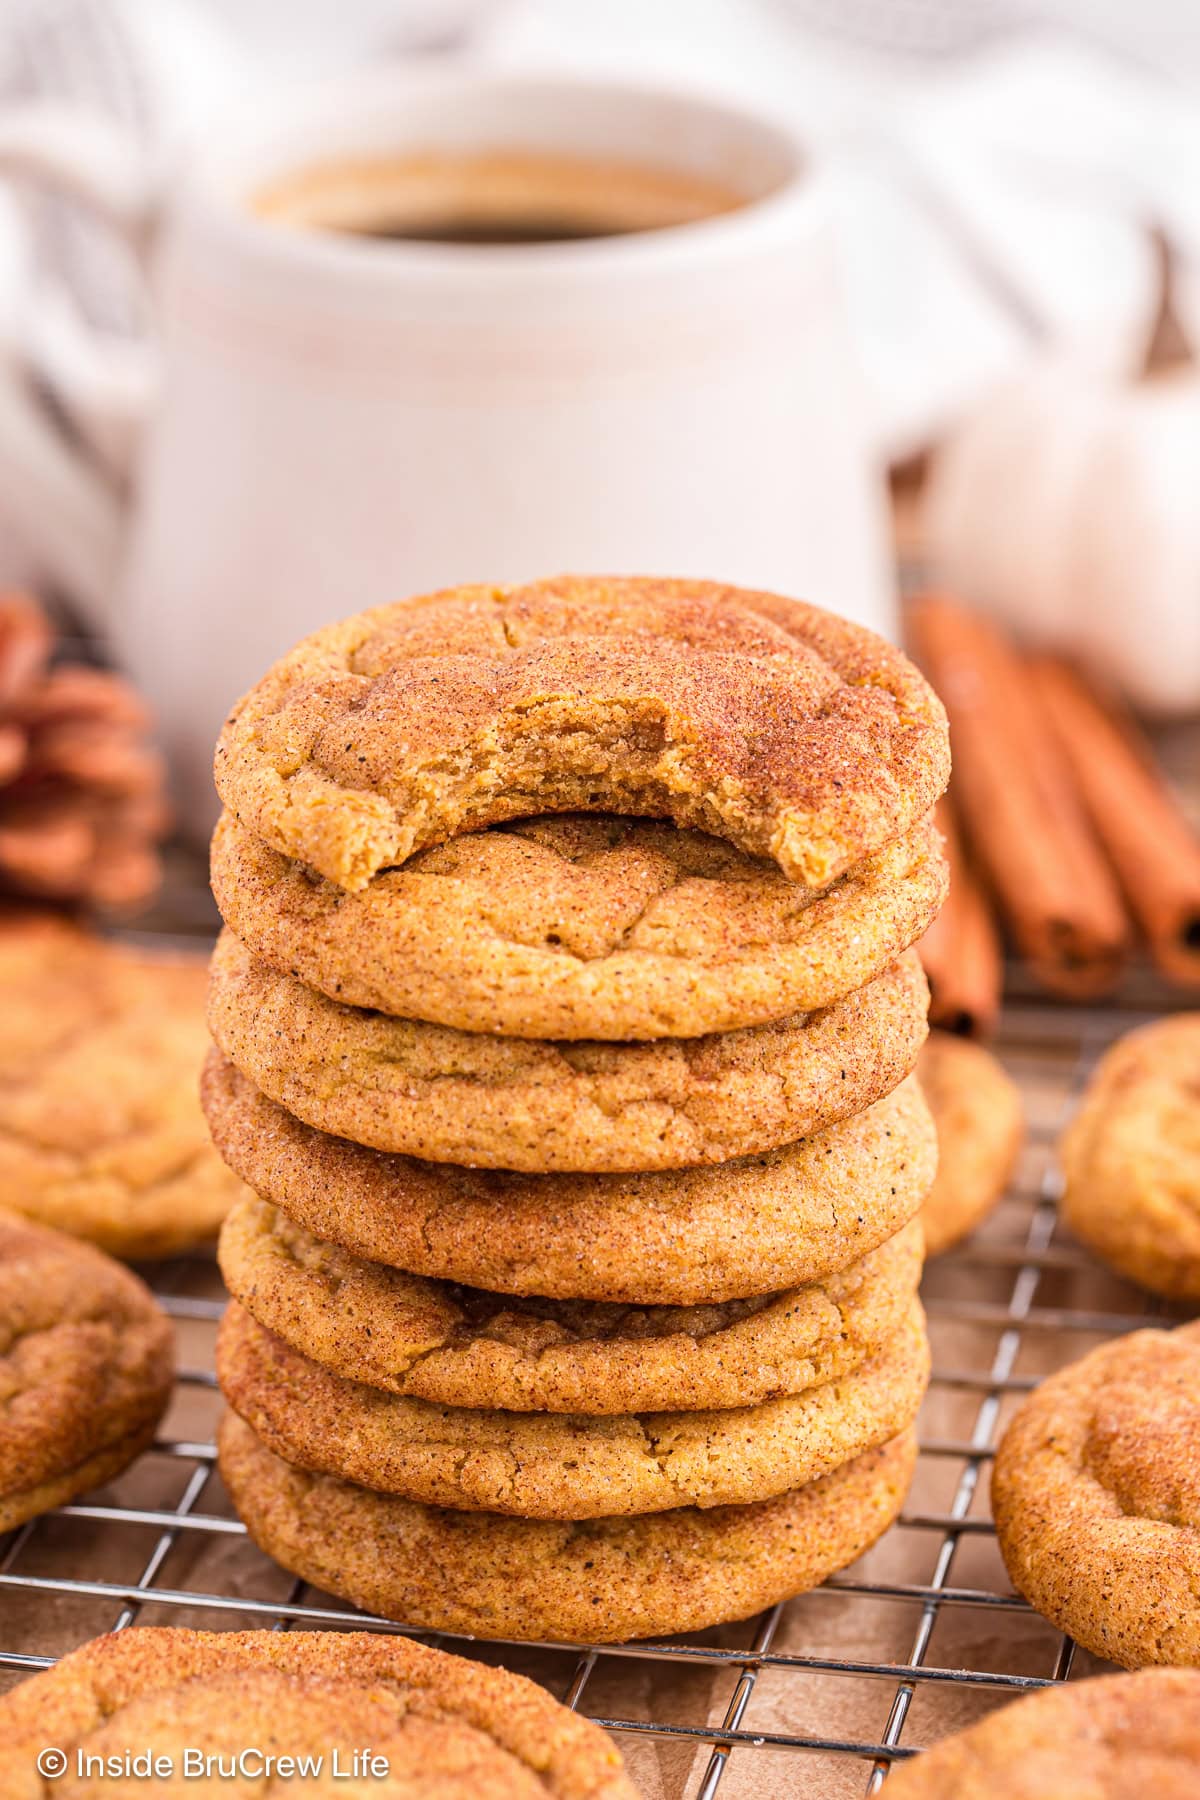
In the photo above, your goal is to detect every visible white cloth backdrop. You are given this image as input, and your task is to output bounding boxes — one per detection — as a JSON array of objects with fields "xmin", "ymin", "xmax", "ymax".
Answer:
[{"xmin": 0, "ymin": 0, "xmax": 1198, "ymax": 510}]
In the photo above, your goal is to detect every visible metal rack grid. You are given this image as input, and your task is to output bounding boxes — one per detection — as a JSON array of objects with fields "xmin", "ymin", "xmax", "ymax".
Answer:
[{"xmin": 0, "ymin": 991, "xmax": 1187, "ymax": 1799}]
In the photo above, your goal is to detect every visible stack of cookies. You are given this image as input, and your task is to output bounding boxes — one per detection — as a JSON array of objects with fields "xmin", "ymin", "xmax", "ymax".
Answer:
[{"xmin": 203, "ymin": 577, "xmax": 951, "ymax": 1643}]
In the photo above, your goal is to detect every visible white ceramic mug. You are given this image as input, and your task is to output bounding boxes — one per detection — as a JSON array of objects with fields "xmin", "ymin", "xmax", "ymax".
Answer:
[{"xmin": 0, "ymin": 69, "xmax": 893, "ymax": 830}]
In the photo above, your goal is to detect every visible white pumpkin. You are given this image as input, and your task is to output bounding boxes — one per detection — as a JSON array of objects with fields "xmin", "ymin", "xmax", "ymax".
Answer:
[{"xmin": 924, "ymin": 358, "xmax": 1200, "ymax": 715}]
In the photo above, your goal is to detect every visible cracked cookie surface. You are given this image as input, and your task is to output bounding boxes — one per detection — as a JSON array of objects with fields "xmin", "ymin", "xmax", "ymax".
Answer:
[
  {"xmin": 0, "ymin": 915, "xmax": 245, "ymax": 1257},
  {"xmin": 918, "ymin": 1031, "xmax": 1023, "ymax": 1256},
  {"xmin": 991, "ymin": 1321, "xmax": 1200, "ymax": 1667},
  {"xmin": 884, "ymin": 1668, "xmax": 1200, "ymax": 1799},
  {"xmin": 211, "ymin": 808, "xmax": 947, "ymax": 1040},
  {"xmin": 1060, "ymin": 1016, "xmax": 1200, "ymax": 1299},
  {"xmin": 213, "ymin": 576, "xmax": 949, "ymax": 894},
  {"xmin": 216, "ymin": 1299, "xmax": 928, "ymax": 1517},
  {"xmin": 218, "ymin": 1198, "xmax": 923, "ymax": 1412},
  {"xmin": 0, "ymin": 1626, "xmax": 637, "ymax": 1798},
  {"xmin": 220, "ymin": 1411, "xmax": 918, "ymax": 1642},
  {"xmin": 207, "ymin": 931, "xmax": 929, "ymax": 1171},
  {"xmin": 202, "ymin": 1055, "xmax": 936, "ymax": 1302},
  {"xmin": 0, "ymin": 1211, "xmax": 174, "ymax": 1531}
]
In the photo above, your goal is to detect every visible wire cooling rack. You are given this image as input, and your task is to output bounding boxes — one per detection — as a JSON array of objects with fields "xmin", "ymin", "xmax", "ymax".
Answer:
[{"xmin": 0, "ymin": 981, "xmax": 1189, "ymax": 1799}]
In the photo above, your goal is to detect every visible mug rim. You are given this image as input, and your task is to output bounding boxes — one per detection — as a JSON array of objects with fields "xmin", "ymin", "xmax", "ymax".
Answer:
[{"xmin": 173, "ymin": 67, "xmax": 820, "ymax": 287}]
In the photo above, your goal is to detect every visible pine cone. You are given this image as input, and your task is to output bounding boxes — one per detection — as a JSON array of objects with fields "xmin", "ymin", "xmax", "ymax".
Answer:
[{"xmin": 0, "ymin": 594, "xmax": 169, "ymax": 909}]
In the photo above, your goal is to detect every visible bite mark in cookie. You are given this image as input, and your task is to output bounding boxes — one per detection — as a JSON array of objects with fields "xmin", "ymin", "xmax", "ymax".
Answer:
[{"xmin": 214, "ymin": 577, "xmax": 949, "ymax": 892}]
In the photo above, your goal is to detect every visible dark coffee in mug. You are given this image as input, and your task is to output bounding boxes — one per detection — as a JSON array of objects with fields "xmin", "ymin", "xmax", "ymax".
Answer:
[{"xmin": 254, "ymin": 150, "xmax": 747, "ymax": 245}]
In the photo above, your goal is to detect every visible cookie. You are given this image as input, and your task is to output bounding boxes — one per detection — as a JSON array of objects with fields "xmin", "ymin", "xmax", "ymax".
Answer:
[
  {"xmin": 883, "ymin": 1668, "xmax": 1200, "ymax": 1799},
  {"xmin": 918, "ymin": 1031, "xmax": 1023, "ymax": 1255},
  {"xmin": 214, "ymin": 576, "xmax": 949, "ymax": 893},
  {"xmin": 207, "ymin": 931, "xmax": 929, "ymax": 1171},
  {"xmin": 202, "ymin": 1055, "xmax": 937, "ymax": 1303},
  {"xmin": 216, "ymin": 1299, "xmax": 928, "ymax": 1518},
  {"xmin": 991, "ymin": 1321, "xmax": 1200, "ymax": 1667},
  {"xmin": 1060, "ymin": 1016, "xmax": 1200, "ymax": 1299},
  {"xmin": 0, "ymin": 1627, "xmax": 637, "ymax": 1798},
  {"xmin": 0, "ymin": 1211, "xmax": 174, "ymax": 1531},
  {"xmin": 0, "ymin": 914, "xmax": 244, "ymax": 1258},
  {"xmin": 211, "ymin": 808, "xmax": 948, "ymax": 1040},
  {"xmin": 220, "ymin": 1411, "xmax": 917, "ymax": 1642},
  {"xmin": 218, "ymin": 1196, "xmax": 923, "ymax": 1413}
]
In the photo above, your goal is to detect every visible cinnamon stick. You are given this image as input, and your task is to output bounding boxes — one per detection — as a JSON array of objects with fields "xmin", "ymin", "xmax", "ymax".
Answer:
[
  {"xmin": 1030, "ymin": 656, "xmax": 1200, "ymax": 987},
  {"xmin": 918, "ymin": 795, "xmax": 1003, "ymax": 1037},
  {"xmin": 907, "ymin": 595, "xmax": 1130, "ymax": 998}
]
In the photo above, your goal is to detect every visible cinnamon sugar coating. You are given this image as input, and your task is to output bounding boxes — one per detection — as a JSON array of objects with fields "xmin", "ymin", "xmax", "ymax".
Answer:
[
  {"xmin": 214, "ymin": 577, "xmax": 949, "ymax": 894},
  {"xmin": 202, "ymin": 1054, "xmax": 936, "ymax": 1303},
  {"xmin": 0, "ymin": 1627, "xmax": 637, "ymax": 1797},
  {"xmin": 210, "ymin": 808, "xmax": 947, "ymax": 1039},
  {"xmin": 918, "ymin": 1031, "xmax": 1023, "ymax": 1255},
  {"xmin": 206, "ymin": 931, "xmax": 929, "ymax": 1172},
  {"xmin": 0, "ymin": 915, "xmax": 244, "ymax": 1257},
  {"xmin": 885, "ymin": 1669, "xmax": 1200, "ymax": 1799},
  {"xmin": 219, "ymin": 1412, "xmax": 918, "ymax": 1643},
  {"xmin": 218, "ymin": 1197, "xmax": 922, "ymax": 1413},
  {"xmin": 1061, "ymin": 1015, "xmax": 1200, "ymax": 1299},
  {"xmin": 216, "ymin": 1299, "xmax": 928, "ymax": 1518},
  {"xmin": 0, "ymin": 1212, "xmax": 173, "ymax": 1531},
  {"xmin": 992, "ymin": 1321, "xmax": 1200, "ymax": 1667}
]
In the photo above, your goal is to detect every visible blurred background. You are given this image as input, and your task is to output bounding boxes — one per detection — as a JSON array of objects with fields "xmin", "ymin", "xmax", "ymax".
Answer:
[
  {"xmin": 0, "ymin": 0, "xmax": 1197, "ymax": 1021},
  {"xmin": 0, "ymin": 16, "xmax": 1198, "ymax": 1782}
]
